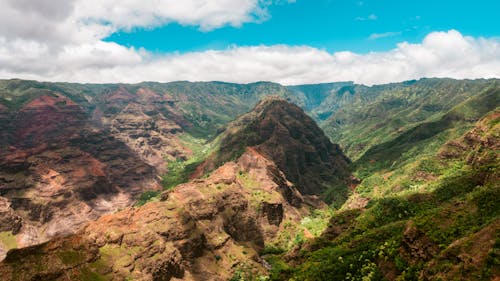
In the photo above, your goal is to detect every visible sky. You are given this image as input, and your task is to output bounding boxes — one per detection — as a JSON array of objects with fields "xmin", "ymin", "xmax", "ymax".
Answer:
[{"xmin": 0, "ymin": 0, "xmax": 499, "ymax": 85}]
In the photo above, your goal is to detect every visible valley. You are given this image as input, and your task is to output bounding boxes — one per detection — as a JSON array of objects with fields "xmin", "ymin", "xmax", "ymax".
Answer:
[{"xmin": 0, "ymin": 78, "xmax": 498, "ymax": 280}]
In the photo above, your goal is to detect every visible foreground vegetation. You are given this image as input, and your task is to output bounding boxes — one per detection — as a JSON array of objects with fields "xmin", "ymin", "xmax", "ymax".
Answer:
[{"xmin": 262, "ymin": 107, "xmax": 499, "ymax": 280}]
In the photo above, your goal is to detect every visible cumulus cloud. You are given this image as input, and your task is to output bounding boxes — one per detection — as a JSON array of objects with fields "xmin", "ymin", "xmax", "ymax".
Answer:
[
  {"xmin": 0, "ymin": 0, "xmax": 498, "ymax": 86},
  {"xmin": 1, "ymin": 29, "xmax": 498, "ymax": 85},
  {"xmin": 0, "ymin": 0, "xmax": 273, "ymax": 46}
]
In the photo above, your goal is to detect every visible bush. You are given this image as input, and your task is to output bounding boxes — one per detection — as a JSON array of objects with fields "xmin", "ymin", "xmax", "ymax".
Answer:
[{"xmin": 134, "ymin": 191, "xmax": 160, "ymax": 207}]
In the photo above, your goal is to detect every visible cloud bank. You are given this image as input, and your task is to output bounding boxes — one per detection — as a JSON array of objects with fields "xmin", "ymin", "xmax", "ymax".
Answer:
[{"xmin": 0, "ymin": 0, "xmax": 499, "ymax": 85}]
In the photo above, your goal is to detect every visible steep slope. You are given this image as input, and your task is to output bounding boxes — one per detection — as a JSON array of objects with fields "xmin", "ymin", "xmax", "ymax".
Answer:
[
  {"xmin": 265, "ymin": 108, "xmax": 499, "ymax": 281},
  {"xmin": 0, "ymin": 78, "xmax": 498, "ymax": 280},
  {"xmin": 286, "ymin": 82, "xmax": 355, "ymax": 117},
  {"xmin": 0, "ymin": 99, "xmax": 349, "ymax": 281},
  {"xmin": 355, "ymin": 85, "xmax": 500, "ymax": 176},
  {"xmin": 321, "ymin": 78, "xmax": 498, "ymax": 160},
  {"xmin": 198, "ymin": 97, "xmax": 352, "ymax": 204},
  {"xmin": 0, "ymin": 80, "xmax": 297, "ymax": 259},
  {"xmin": 0, "ymin": 149, "xmax": 310, "ymax": 281},
  {"xmin": 0, "ymin": 94, "xmax": 160, "ymax": 259}
]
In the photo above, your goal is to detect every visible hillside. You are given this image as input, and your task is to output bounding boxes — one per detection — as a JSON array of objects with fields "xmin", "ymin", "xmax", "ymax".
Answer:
[
  {"xmin": 197, "ymin": 97, "xmax": 352, "ymax": 204},
  {"xmin": 321, "ymin": 78, "xmax": 498, "ymax": 160},
  {"xmin": 0, "ymin": 98, "xmax": 352, "ymax": 281},
  {"xmin": 266, "ymin": 109, "xmax": 499, "ymax": 280},
  {"xmin": 0, "ymin": 80, "xmax": 296, "ymax": 258},
  {"xmin": 0, "ymin": 78, "xmax": 498, "ymax": 280}
]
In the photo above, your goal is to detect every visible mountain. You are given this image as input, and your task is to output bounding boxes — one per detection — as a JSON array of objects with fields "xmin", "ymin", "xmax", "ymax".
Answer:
[
  {"xmin": 197, "ymin": 97, "xmax": 352, "ymax": 203},
  {"xmin": 0, "ymin": 98, "xmax": 350, "ymax": 281},
  {"xmin": 271, "ymin": 109, "xmax": 499, "ymax": 280},
  {"xmin": 321, "ymin": 78, "xmax": 498, "ymax": 160},
  {"xmin": 286, "ymin": 82, "xmax": 355, "ymax": 116},
  {"xmin": 0, "ymin": 80, "xmax": 294, "ymax": 259},
  {"xmin": 0, "ymin": 92, "xmax": 160, "ymax": 259},
  {"xmin": 0, "ymin": 78, "xmax": 498, "ymax": 280}
]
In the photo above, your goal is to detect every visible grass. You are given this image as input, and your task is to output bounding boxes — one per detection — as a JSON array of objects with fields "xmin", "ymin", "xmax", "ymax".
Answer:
[
  {"xmin": 264, "ymin": 107, "xmax": 499, "ymax": 280},
  {"xmin": 300, "ymin": 209, "xmax": 334, "ymax": 237},
  {"xmin": 134, "ymin": 190, "xmax": 160, "ymax": 207},
  {"xmin": 58, "ymin": 250, "xmax": 87, "ymax": 266},
  {"xmin": 135, "ymin": 133, "xmax": 214, "ymax": 206},
  {"xmin": 0, "ymin": 231, "xmax": 17, "ymax": 250},
  {"xmin": 161, "ymin": 134, "xmax": 214, "ymax": 190}
]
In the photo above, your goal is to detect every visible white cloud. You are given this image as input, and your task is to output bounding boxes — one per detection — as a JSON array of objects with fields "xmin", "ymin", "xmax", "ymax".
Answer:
[
  {"xmin": 0, "ymin": 0, "xmax": 499, "ymax": 88},
  {"xmin": 369, "ymin": 31, "xmax": 402, "ymax": 40},
  {"xmin": 356, "ymin": 14, "xmax": 377, "ymax": 21},
  {"xmin": 1, "ymin": 30, "xmax": 498, "ymax": 85},
  {"xmin": 0, "ymin": 0, "xmax": 274, "ymax": 47}
]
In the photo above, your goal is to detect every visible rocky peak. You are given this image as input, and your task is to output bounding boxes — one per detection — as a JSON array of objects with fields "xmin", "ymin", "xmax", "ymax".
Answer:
[{"xmin": 202, "ymin": 97, "xmax": 352, "ymax": 198}]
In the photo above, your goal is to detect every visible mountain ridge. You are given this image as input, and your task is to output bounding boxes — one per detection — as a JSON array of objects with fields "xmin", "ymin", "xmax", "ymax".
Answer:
[
  {"xmin": 0, "ymin": 97, "xmax": 350, "ymax": 280},
  {"xmin": 196, "ymin": 97, "xmax": 352, "ymax": 202},
  {"xmin": 0, "ymin": 77, "xmax": 498, "ymax": 280}
]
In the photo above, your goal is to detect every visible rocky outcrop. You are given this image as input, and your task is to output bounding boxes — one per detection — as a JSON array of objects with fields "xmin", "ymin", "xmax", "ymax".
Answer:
[
  {"xmin": 199, "ymin": 97, "xmax": 352, "ymax": 200},
  {"xmin": 0, "ymin": 93, "xmax": 161, "ymax": 260},
  {"xmin": 400, "ymin": 221, "xmax": 440, "ymax": 264},
  {"xmin": 262, "ymin": 202, "xmax": 284, "ymax": 226},
  {"xmin": 100, "ymin": 87, "xmax": 189, "ymax": 173},
  {"xmin": 0, "ymin": 148, "xmax": 316, "ymax": 280},
  {"xmin": 439, "ymin": 110, "xmax": 500, "ymax": 167},
  {"xmin": 0, "ymin": 235, "xmax": 100, "ymax": 281}
]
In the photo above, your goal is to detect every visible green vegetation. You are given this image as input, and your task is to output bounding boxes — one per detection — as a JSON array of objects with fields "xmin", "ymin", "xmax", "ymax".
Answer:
[
  {"xmin": 300, "ymin": 209, "xmax": 334, "ymax": 237},
  {"xmin": 321, "ymin": 79, "xmax": 498, "ymax": 161},
  {"xmin": 0, "ymin": 78, "xmax": 498, "ymax": 280},
  {"xmin": 162, "ymin": 134, "xmax": 213, "ymax": 188},
  {"xmin": 134, "ymin": 190, "xmax": 161, "ymax": 207},
  {"xmin": 230, "ymin": 262, "xmax": 269, "ymax": 281},
  {"xmin": 263, "ymin": 108, "xmax": 499, "ymax": 280},
  {"xmin": 58, "ymin": 250, "xmax": 87, "ymax": 266},
  {"xmin": 161, "ymin": 158, "xmax": 195, "ymax": 189},
  {"xmin": 0, "ymin": 231, "xmax": 17, "ymax": 250},
  {"xmin": 135, "ymin": 133, "xmax": 214, "ymax": 206}
]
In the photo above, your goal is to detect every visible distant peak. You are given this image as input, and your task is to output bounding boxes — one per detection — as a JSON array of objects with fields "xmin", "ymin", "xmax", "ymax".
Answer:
[{"xmin": 201, "ymin": 97, "xmax": 352, "ymax": 198}]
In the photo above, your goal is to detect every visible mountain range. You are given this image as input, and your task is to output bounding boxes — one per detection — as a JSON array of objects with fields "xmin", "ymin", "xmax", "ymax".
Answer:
[{"xmin": 0, "ymin": 78, "xmax": 498, "ymax": 280}]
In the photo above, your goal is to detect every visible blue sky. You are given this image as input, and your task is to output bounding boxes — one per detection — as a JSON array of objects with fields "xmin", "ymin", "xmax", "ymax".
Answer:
[
  {"xmin": 106, "ymin": 0, "xmax": 500, "ymax": 54},
  {"xmin": 1, "ymin": 0, "xmax": 499, "ymax": 84}
]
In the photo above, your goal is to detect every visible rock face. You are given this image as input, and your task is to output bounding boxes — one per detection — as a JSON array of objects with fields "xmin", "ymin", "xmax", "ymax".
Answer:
[
  {"xmin": 0, "ymin": 148, "xmax": 318, "ymax": 281},
  {"xmin": 439, "ymin": 110, "xmax": 500, "ymax": 167},
  {"xmin": 0, "ymin": 93, "xmax": 162, "ymax": 259},
  {"xmin": 98, "ymin": 87, "xmax": 189, "ymax": 173},
  {"xmin": 400, "ymin": 221, "xmax": 440, "ymax": 264},
  {"xmin": 200, "ymin": 97, "xmax": 352, "ymax": 198},
  {"xmin": 0, "ymin": 97, "xmax": 350, "ymax": 280},
  {"xmin": 0, "ymin": 82, "xmax": 354, "ymax": 279}
]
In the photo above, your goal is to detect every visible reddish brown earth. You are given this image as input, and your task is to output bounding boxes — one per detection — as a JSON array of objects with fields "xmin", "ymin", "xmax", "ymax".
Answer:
[
  {"xmin": 0, "ymin": 90, "xmax": 182, "ymax": 259},
  {"xmin": 97, "ymin": 86, "xmax": 191, "ymax": 172},
  {"xmin": 198, "ymin": 97, "xmax": 352, "ymax": 198},
  {"xmin": 0, "ymin": 88, "xmax": 353, "ymax": 279},
  {"xmin": 0, "ymin": 148, "xmax": 323, "ymax": 280}
]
